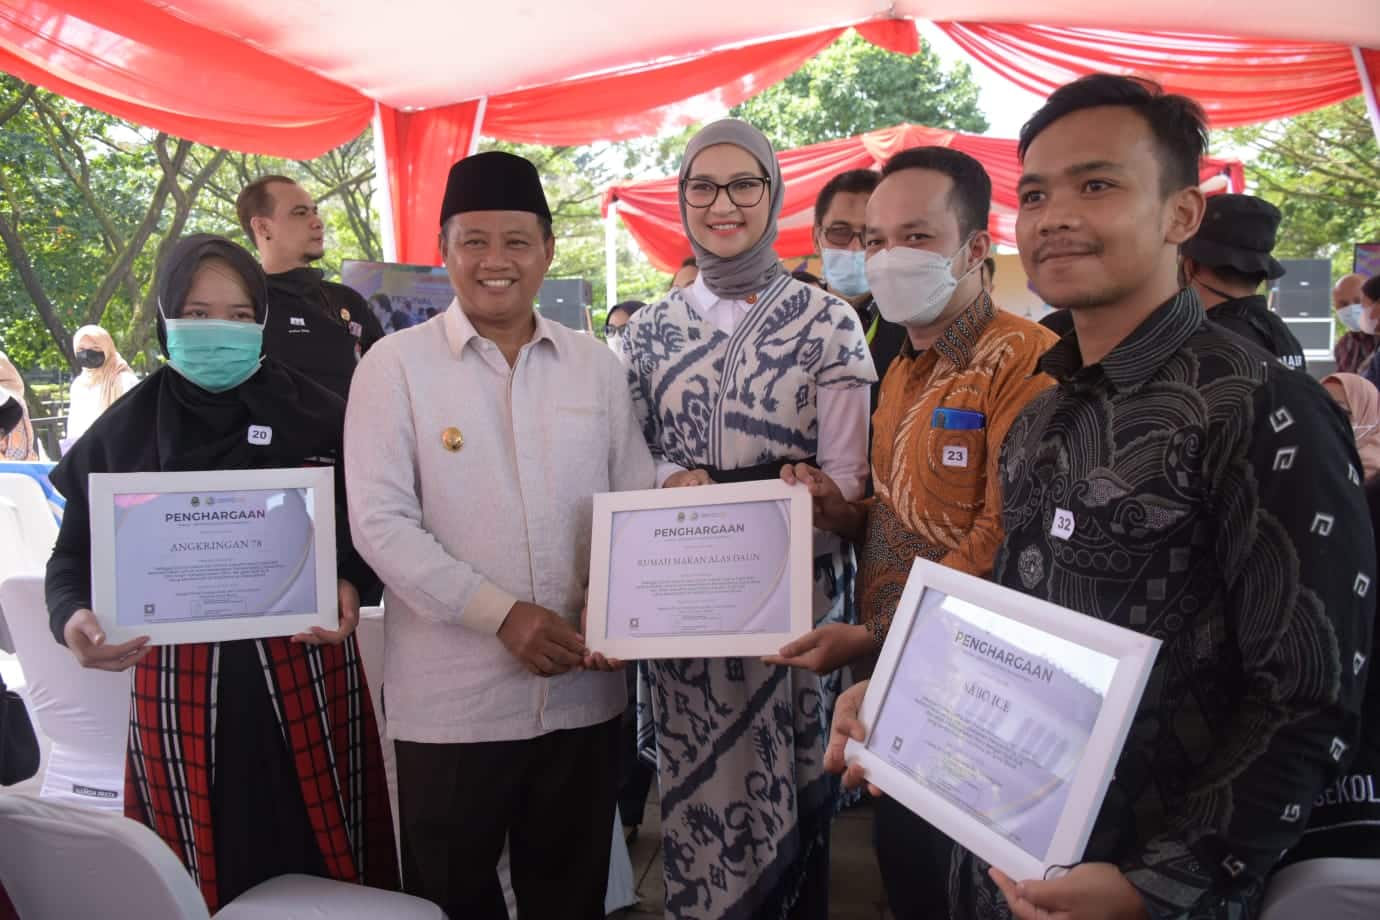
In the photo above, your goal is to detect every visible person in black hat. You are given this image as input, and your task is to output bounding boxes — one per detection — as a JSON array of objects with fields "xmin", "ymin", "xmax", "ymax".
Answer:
[
  {"xmin": 343, "ymin": 151, "xmax": 655, "ymax": 919},
  {"xmin": 1181, "ymin": 193, "xmax": 1306, "ymax": 371}
]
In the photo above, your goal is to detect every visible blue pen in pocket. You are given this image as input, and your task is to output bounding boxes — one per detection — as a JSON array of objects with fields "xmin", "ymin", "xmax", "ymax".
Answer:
[{"xmin": 931, "ymin": 407, "xmax": 986, "ymax": 430}]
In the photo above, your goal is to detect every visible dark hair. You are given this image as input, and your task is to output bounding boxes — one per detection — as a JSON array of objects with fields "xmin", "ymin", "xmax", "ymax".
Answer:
[
  {"xmin": 155, "ymin": 234, "xmax": 267, "ymax": 354},
  {"xmin": 235, "ymin": 175, "xmax": 296, "ymax": 247},
  {"xmin": 983, "ymin": 257, "xmax": 996, "ymax": 279},
  {"xmin": 1200, "ymin": 263, "xmax": 1268, "ymax": 290},
  {"xmin": 814, "ymin": 169, "xmax": 881, "ymax": 227},
  {"xmin": 604, "ymin": 300, "xmax": 645, "ymax": 332},
  {"xmin": 791, "ymin": 268, "xmax": 826, "ymax": 289},
  {"xmin": 440, "ymin": 213, "xmax": 553, "ymax": 248},
  {"xmin": 679, "ymin": 256, "xmax": 697, "ymax": 269},
  {"xmin": 1363, "ymin": 274, "xmax": 1380, "ymax": 303},
  {"xmin": 1018, "ymin": 74, "xmax": 1208, "ymax": 196},
  {"xmin": 880, "ymin": 147, "xmax": 991, "ymax": 240}
]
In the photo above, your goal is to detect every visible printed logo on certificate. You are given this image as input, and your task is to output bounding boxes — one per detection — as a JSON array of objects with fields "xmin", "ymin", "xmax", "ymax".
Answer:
[
  {"xmin": 844, "ymin": 560, "xmax": 1160, "ymax": 882},
  {"xmin": 88, "ymin": 468, "xmax": 339, "ymax": 645},
  {"xmin": 586, "ymin": 480, "xmax": 814, "ymax": 659}
]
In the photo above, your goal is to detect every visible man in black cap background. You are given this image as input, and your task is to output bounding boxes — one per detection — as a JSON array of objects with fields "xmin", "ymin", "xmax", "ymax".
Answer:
[
  {"xmin": 343, "ymin": 151, "xmax": 655, "ymax": 919},
  {"xmin": 236, "ymin": 175, "xmax": 384, "ymax": 400},
  {"xmin": 1181, "ymin": 193, "xmax": 1306, "ymax": 371}
]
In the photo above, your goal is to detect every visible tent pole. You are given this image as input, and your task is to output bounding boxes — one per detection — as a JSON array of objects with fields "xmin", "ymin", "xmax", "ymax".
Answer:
[
  {"xmin": 605, "ymin": 201, "xmax": 619, "ymax": 310},
  {"xmin": 371, "ymin": 103, "xmax": 399, "ymax": 262},
  {"xmin": 468, "ymin": 96, "xmax": 489, "ymax": 156},
  {"xmin": 1355, "ymin": 47, "xmax": 1380, "ymax": 148}
]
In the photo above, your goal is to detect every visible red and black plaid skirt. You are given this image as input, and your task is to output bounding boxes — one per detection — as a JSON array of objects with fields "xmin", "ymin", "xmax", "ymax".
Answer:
[{"xmin": 124, "ymin": 635, "xmax": 398, "ymax": 911}]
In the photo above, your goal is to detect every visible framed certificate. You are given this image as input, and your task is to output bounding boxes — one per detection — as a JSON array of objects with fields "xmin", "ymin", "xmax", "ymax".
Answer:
[
  {"xmin": 89, "ymin": 468, "xmax": 338, "ymax": 645},
  {"xmin": 844, "ymin": 559, "xmax": 1160, "ymax": 882},
  {"xmin": 586, "ymin": 480, "xmax": 813, "ymax": 659}
]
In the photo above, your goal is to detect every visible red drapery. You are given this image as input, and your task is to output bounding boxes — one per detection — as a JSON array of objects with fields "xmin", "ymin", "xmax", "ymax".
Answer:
[
  {"xmin": 380, "ymin": 24, "xmax": 868, "ymax": 262},
  {"xmin": 936, "ymin": 24, "xmax": 1365, "ymax": 127},
  {"xmin": 375, "ymin": 101, "xmax": 483, "ymax": 268},
  {"xmin": 0, "ymin": 0, "xmax": 372, "ymax": 158},
  {"xmin": 605, "ymin": 123, "xmax": 1245, "ymax": 272}
]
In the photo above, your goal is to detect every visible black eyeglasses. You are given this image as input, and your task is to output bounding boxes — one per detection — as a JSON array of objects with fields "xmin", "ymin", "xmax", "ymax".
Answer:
[
  {"xmin": 681, "ymin": 177, "xmax": 770, "ymax": 209},
  {"xmin": 821, "ymin": 224, "xmax": 866, "ymax": 247}
]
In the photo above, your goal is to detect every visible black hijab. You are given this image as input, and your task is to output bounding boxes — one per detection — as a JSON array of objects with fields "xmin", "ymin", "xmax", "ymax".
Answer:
[{"xmin": 53, "ymin": 234, "xmax": 347, "ymax": 487}]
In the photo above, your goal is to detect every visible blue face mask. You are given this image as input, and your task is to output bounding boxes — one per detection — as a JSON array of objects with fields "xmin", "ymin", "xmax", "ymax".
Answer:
[
  {"xmin": 821, "ymin": 248, "xmax": 869, "ymax": 298},
  {"xmin": 163, "ymin": 317, "xmax": 264, "ymax": 393}
]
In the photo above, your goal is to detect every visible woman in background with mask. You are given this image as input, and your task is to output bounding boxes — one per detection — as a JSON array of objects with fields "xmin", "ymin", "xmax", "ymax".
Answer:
[
  {"xmin": 1322, "ymin": 372, "xmax": 1380, "ymax": 480},
  {"xmin": 619, "ymin": 119, "xmax": 876, "ymax": 919},
  {"xmin": 44, "ymin": 235, "xmax": 398, "ymax": 911},
  {"xmin": 66, "ymin": 324, "xmax": 139, "ymax": 443},
  {"xmin": 0, "ymin": 351, "xmax": 39, "ymax": 460}
]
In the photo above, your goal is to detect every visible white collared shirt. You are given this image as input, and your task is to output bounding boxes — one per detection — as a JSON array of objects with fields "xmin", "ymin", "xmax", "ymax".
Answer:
[
  {"xmin": 344, "ymin": 300, "xmax": 656, "ymax": 743},
  {"xmin": 654, "ymin": 275, "xmax": 870, "ymax": 500}
]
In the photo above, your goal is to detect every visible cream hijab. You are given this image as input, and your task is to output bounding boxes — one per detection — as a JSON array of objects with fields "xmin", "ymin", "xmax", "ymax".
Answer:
[{"xmin": 73, "ymin": 325, "xmax": 134, "ymax": 412}]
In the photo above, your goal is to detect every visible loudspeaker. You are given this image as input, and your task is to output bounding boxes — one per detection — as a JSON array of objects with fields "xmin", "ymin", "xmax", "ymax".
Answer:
[
  {"xmin": 538, "ymin": 279, "xmax": 593, "ymax": 331},
  {"xmin": 1269, "ymin": 259, "xmax": 1332, "ymax": 318}
]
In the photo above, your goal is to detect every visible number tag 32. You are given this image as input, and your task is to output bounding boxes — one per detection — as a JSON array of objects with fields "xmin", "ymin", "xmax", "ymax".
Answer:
[{"xmin": 1050, "ymin": 508, "xmax": 1075, "ymax": 540}]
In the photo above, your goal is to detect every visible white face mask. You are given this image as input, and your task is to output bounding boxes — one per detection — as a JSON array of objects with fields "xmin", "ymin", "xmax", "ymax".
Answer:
[
  {"xmin": 1337, "ymin": 303, "xmax": 1364, "ymax": 333},
  {"xmin": 1359, "ymin": 306, "xmax": 1378, "ymax": 336},
  {"xmin": 865, "ymin": 238, "xmax": 979, "ymax": 327}
]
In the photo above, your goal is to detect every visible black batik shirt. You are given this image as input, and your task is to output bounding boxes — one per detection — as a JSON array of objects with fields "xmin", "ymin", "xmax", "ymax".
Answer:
[{"xmin": 959, "ymin": 290, "xmax": 1375, "ymax": 919}]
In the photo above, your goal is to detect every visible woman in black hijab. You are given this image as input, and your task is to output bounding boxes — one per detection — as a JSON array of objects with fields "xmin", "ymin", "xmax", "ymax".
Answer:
[{"xmin": 45, "ymin": 235, "xmax": 398, "ymax": 910}]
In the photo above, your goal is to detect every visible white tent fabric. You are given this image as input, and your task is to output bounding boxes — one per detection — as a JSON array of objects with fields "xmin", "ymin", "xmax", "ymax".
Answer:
[{"xmin": 133, "ymin": 1, "xmax": 1380, "ymax": 108}]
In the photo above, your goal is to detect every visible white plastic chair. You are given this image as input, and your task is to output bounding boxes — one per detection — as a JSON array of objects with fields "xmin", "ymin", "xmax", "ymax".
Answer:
[
  {"xmin": 0, "ymin": 574, "xmax": 128, "ymax": 809},
  {"xmin": 0, "ymin": 472, "xmax": 59, "ymax": 652},
  {"xmin": 0, "ymin": 794, "xmax": 446, "ymax": 919}
]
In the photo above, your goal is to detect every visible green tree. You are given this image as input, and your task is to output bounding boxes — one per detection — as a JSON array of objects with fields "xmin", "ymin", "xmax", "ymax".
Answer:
[
  {"xmin": 729, "ymin": 31, "xmax": 988, "ymax": 148},
  {"xmin": 1225, "ymin": 99, "xmax": 1380, "ymax": 276},
  {"xmin": 0, "ymin": 76, "xmax": 380, "ymax": 376}
]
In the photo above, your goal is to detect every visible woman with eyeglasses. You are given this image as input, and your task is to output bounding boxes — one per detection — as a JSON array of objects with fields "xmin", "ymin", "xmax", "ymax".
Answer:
[{"xmin": 618, "ymin": 119, "xmax": 876, "ymax": 919}]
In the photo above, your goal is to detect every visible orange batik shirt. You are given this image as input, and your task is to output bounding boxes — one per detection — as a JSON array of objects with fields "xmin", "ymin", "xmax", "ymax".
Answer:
[{"xmin": 859, "ymin": 294, "xmax": 1058, "ymax": 643}]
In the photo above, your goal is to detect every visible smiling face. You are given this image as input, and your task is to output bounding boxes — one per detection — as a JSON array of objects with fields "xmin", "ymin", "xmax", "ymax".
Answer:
[
  {"xmin": 1016, "ymin": 106, "xmax": 1202, "ymax": 313},
  {"xmin": 441, "ymin": 210, "xmax": 554, "ymax": 327},
  {"xmin": 682, "ymin": 144, "xmax": 772, "ymax": 260},
  {"xmin": 179, "ymin": 258, "xmax": 258, "ymax": 322}
]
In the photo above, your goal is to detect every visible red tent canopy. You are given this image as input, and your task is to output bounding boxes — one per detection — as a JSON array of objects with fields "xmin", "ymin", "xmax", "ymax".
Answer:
[
  {"xmin": 604, "ymin": 124, "xmax": 1246, "ymax": 272},
  {"xmin": 0, "ymin": 3, "xmax": 1374, "ymax": 266}
]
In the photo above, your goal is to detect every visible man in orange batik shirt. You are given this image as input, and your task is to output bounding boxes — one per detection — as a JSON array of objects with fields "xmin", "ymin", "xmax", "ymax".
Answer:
[{"xmin": 770, "ymin": 146, "xmax": 1057, "ymax": 920}]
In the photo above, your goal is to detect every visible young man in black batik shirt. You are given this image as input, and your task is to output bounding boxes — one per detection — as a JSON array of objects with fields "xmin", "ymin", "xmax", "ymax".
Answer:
[
  {"xmin": 825, "ymin": 74, "xmax": 1374, "ymax": 920},
  {"xmin": 969, "ymin": 75, "xmax": 1372, "ymax": 920}
]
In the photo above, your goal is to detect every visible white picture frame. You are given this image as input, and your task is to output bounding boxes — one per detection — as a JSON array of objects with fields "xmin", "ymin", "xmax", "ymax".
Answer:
[
  {"xmin": 89, "ymin": 467, "xmax": 338, "ymax": 645},
  {"xmin": 586, "ymin": 480, "xmax": 813, "ymax": 659},
  {"xmin": 844, "ymin": 558, "xmax": 1160, "ymax": 882}
]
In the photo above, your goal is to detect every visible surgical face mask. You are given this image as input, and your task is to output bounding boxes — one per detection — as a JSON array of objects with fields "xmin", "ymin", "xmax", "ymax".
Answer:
[
  {"xmin": 75, "ymin": 348, "xmax": 106, "ymax": 369},
  {"xmin": 162, "ymin": 316, "xmax": 264, "ymax": 393},
  {"xmin": 865, "ymin": 238, "xmax": 980, "ymax": 327},
  {"xmin": 1335, "ymin": 303, "xmax": 1364, "ymax": 333},
  {"xmin": 821, "ymin": 248, "xmax": 869, "ymax": 298},
  {"xmin": 1356, "ymin": 305, "xmax": 1378, "ymax": 336}
]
